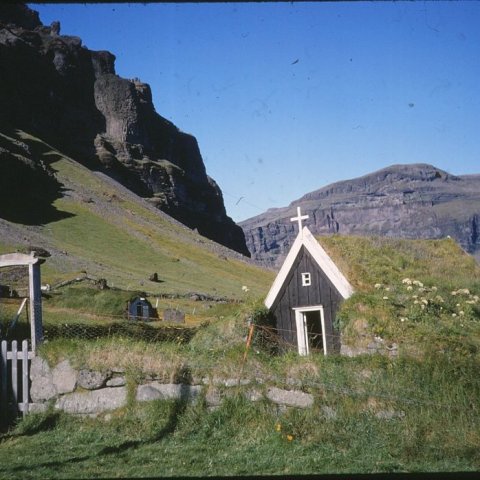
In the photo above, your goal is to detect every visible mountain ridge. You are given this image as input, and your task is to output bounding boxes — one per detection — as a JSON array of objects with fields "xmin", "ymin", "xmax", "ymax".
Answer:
[
  {"xmin": 0, "ymin": 4, "xmax": 249, "ymax": 256},
  {"xmin": 240, "ymin": 163, "xmax": 480, "ymax": 266}
]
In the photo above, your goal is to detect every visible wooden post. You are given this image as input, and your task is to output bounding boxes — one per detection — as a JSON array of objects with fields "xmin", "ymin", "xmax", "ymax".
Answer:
[
  {"xmin": 11, "ymin": 340, "xmax": 18, "ymax": 415},
  {"xmin": 21, "ymin": 340, "xmax": 29, "ymax": 416},
  {"xmin": 1, "ymin": 341, "xmax": 7, "ymax": 417},
  {"xmin": 28, "ymin": 263, "xmax": 44, "ymax": 353},
  {"xmin": 243, "ymin": 323, "xmax": 255, "ymax": 362},
  {"xmin": 239, "ymin": 323, "xmax": 255, "ymax": 379}
]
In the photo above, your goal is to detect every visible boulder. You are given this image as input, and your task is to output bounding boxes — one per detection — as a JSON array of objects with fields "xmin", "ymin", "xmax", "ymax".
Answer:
[
  {"xmin": 266, "ymin": 387, "xmax": 314, "ymax": 409},
  {"xmin": 56, "ymin": 387, "xmax": 127, "ymax": 414},
  {"xmin": 106, "ymin": 376, "xmax": 126, "ymax": 387},
  {"xmin": 136, "ymin": 382, "xmax": 202, "ymax": 402},
  {"xmin": 78, "ymin": 369, "xmax": 109, "ymax": 390},
  {"xmin": 30, "ymin": 357, "xmax": 56, "ymax": 402},
  {"xmin": 52, "ymin": 359, "xmax": 77, "ymax": 394}
]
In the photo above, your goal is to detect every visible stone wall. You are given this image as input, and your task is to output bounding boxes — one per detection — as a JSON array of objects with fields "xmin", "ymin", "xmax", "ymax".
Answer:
[
  {"xmin": 28, "ymin": 357, "xmax": 318, "ymax": 416},
  {"xmin": 29, "ymin": 357, "xmax": 406, "ymax": 421}
]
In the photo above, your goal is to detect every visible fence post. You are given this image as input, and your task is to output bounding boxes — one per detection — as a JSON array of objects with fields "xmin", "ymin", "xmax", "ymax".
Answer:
[
  {"xmin": 22, "ymin": 340, "xmax": 29, "ymax": 416},
  {"xmin": 29, "ymin": 262, "xmax": 44, "ymax": 353},
  {"xmin": 1, "ymin": 341, "xmax": 7, "ymax": 416},
  {"xmin": 11, "ymin": 340, "xmax": 18, "ymax": 415}
]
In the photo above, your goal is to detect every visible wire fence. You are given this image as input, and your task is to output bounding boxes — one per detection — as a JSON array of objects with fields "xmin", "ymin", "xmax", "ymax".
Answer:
[
  {"xmin": 0, "ymin": 319, "xmax": 205, "ymax": 345},
  {"xmin": 0, "ymin": 298, "xmax": 207, "ymax": 344},
  {"xmin": 0, "ymin": 296, "xmax": 212, "ymax": 344},
  {"xmin": 42, "ymin": 321, "xmax": 203, "ymax": 344}
]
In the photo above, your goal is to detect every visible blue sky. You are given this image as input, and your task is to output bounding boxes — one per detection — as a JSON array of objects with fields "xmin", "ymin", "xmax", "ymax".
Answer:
[{"xmin": 31, "ymin": 2, "xmax": 480, "ymax": 222}]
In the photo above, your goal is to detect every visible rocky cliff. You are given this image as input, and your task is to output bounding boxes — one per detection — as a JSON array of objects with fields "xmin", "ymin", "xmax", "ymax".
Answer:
[
  {"xmin": 0, "ymin": 4, "xmax": 249, "ymax": 256},
  {"xmin": 240, "ymin": 164, "xmax": 480, "ymax": 266}
]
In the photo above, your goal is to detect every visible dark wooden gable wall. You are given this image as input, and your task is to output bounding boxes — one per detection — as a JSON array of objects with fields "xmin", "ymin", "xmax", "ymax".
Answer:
[{"xmin": 270, "ymin": 245, "xmax": 344, "ymax": 351}]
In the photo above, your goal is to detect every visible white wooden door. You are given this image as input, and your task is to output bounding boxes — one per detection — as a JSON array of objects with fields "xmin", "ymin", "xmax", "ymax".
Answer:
[
  {"xmin": 295, "ymin": 311, "xmax": 309, "ymax": 356},
  {"xmin": 293, "ymin": 306, "xmax": 326, "ymax": 356}
]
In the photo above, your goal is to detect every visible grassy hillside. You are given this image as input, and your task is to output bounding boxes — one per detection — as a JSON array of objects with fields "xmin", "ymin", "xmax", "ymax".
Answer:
[
  {"xmin": 0, "ymin": 130, "xmax": 273, "ymax": 300},
  {"xmin": 319, "ymin": 235, "xmax": 480, "ymax": 358}
]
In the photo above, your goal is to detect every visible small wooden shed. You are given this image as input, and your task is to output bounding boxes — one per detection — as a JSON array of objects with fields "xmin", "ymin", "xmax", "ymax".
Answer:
[
  {"xmin": 264, "ymin": 209, "xmax": 354, "ymax": 356},
  {"xmin": 127, "ymin": 296, "xmax": 156, "ymax": 321}
]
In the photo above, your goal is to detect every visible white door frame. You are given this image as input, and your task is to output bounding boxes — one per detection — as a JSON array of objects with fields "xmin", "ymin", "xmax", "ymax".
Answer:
[{"xmin": 293, "ymin": 305, "xmax": 326, "ymax": 356}]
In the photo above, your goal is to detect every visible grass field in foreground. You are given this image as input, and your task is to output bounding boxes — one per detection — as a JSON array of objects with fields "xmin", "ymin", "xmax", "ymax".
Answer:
[{"xmin": 0, "ymin": 350, "xmax": 478, "ymax": 478}]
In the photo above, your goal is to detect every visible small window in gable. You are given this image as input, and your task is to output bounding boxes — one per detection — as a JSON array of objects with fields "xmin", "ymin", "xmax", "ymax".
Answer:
[{"xmin": 301, "ymin": 272, "xmax": 311, "ymax": 286}]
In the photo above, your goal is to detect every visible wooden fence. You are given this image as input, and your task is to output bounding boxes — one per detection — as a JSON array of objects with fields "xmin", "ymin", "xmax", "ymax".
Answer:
[{"xmin": 1, "ymin": 340, "xmax": 33, "ymax": 419}]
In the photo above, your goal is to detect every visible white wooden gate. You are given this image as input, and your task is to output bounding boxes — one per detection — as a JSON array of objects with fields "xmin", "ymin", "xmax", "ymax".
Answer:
[{"xmin": 0, "ymin": 340, "xmax": 33, "ymax": 418}]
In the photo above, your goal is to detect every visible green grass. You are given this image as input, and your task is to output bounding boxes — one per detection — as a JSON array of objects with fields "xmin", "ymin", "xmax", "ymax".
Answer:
[
  {"xmin": 45, "ymin": 200, "xmax": 268, "ymax": 298},
  {"xmin": 320, "ymin": 235, "xmax": 480, "ymax": 293},
  {"xmin": 319, "ymin": 235, "xmax": 480, "ymax": 357},
  {"xmin": 0, "ymin": 130, "xmax": 274, "ymax": 300},
  {"xmin": 0, "ymin": 351, "xmax": 478, "ymax": 477}
]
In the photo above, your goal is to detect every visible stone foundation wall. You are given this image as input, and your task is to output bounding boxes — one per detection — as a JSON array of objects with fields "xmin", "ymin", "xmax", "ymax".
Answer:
[
  {"xmin": 29, "ymin": 357, "xmax": 405, "ymax": 421},
  {"xmin": 28, "ymin": 357, "xmax": 318, "ymax": 416}
]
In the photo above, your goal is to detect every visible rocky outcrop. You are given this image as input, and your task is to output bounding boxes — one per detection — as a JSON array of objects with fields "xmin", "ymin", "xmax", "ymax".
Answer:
[
  {"xmin": 240, "ymin": 164, "xmax": 480, "ymax": 266},
  {"xmin": 0, "ymin": 4, "xmax": 248, "ymax": 256}
]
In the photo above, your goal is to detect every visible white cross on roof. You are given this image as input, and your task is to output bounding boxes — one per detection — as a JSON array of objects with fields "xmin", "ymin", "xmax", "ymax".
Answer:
[{"xmin": 290, "ymin": 206, "xmax": 309, "ymax": 233}]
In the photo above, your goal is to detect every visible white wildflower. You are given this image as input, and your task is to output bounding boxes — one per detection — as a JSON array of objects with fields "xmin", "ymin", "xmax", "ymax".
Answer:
[
  {"xmin": 374, "ymin": 283, "xmax": 382, "ymax": 289},
  {"xmin": 421, "ymin": 304, "xmax": 425, "ymax": 310},
  {"xmin": 465, "ymin": 300, "xmax": 475, "ymax": 305},
  {"xmin": 385, "ymin": 287, "xmax": 391, "ymax": 292},
  {"xmin": 473, "ymin": 295, "xmax": 479, "ymax": 302},
  {"xmin": 421, "ymin": 299, "xmax": 428, "ymax": 305},
  {"xmin": 431, "ymin": 286, "xmax": 438, "ymax": 292},
  {"xmin": 400, "ymin": 317, "xmax": 407, "ymax": 322},
  {"xmin": 406, "ymin": 286, "xmax": 413, "ymax": 291},
  {"xmin": 456, "ymin": 303, "xmax": 461, "ymax": 308},
  {"xmin": 418, "ymin": 287, "xmax": 426, "ymax": 293},
  {"xmin": 459, "ymin": 311, "xmax": 465, "ymax": 316},
  {"xmin": 402, "ymin": 278, "xmax": 412, "ymax": 285},
  {"xmin": 435, "ymin": 296, "xmax": 444, "ymax": 303},
  {"xmin": 452, "ymin": 313, "xmax": 457, "ymax": 318},
  {"xmin": 458, "ymin": 288, "xmax": 470, "ymax": 295},
  {"xmin": 413, "ymin": 280, "xmax": 424, "ymax": 287},
  {"xmin": 382, "ymin": 296, "xmax": 389, "ymax": 300},
  {"xmin": 451, "ymin": 291, "xmax": 457, "ymax": 296},
  {"xmin": 414, "ymin": 300, "xmax": 420, "ymax": 305},
  {"xmin": 412, "ymin": 295, "xmax": 418, "ymax": 299},
  {"xmin": 241, "ymin": 285, "xmax": 249, "ymax": 292}
]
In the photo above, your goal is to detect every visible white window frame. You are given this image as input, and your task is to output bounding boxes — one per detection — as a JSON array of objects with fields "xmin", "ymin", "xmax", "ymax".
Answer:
[
  {"xmin": 293, "ymin": 305, "xmax": 327, "ymax": 356},
  {"xmin": 301, "ymin": 272, "xmax": 311, "ymax": 286}
]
